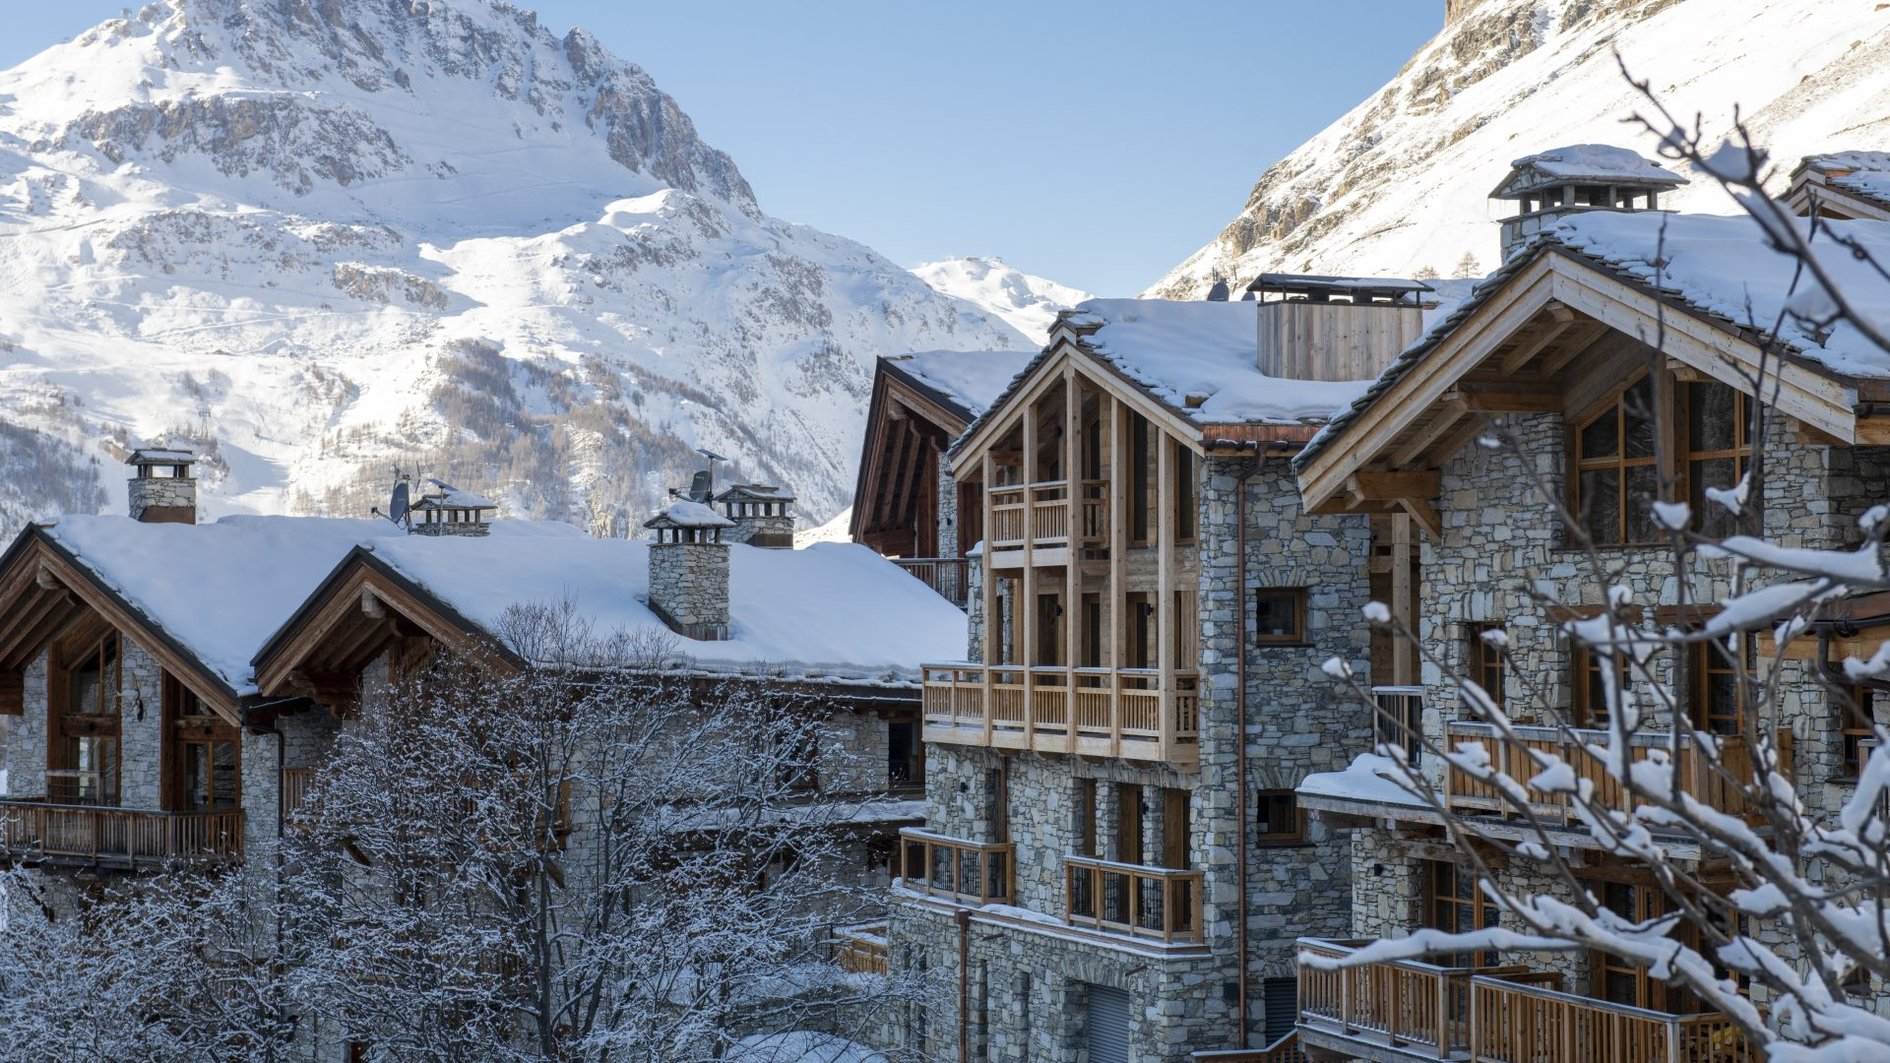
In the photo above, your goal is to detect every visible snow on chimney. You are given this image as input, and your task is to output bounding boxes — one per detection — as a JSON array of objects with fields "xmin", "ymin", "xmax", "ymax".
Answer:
[
  {"xmin": 642, "ymin": 500, "xmax": 735, "ymax": 640},
  {"xmin": 126, "ymin": 449, "xmax": 197, "ymax": 524}
]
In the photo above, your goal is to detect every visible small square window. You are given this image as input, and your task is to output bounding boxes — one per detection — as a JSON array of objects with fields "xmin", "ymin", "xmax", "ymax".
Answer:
[
  {"xmin": 1254, "ymin": 588, "xmax": 1308, "ymax": 645},
  {"xmin": 1256, "ymin": 790, "xmax": 1304, "ymax": 844}
]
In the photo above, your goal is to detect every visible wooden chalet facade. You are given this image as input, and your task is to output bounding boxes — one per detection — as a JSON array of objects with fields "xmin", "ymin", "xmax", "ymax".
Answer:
[{"xmin": 1288, "ymin": 148, "xmax": 1890, "ymax": 1062}]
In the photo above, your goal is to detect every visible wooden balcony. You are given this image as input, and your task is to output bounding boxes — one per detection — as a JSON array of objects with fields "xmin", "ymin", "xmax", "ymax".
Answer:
[
  {"xmin": 1296, "ymin": 938, "xmax": 1750, "ymax": 1063},
  {"xmin": 0, "ymin": 800, "xmax": 243, "ymax": 868},
  {"xmin": 1064, "ymin": 854, "xmax": 1204, "ymax": 944},
  {"xmin": 1443, "ymin": 721, "xmax": 1790, "ymax": 827},
  {"xmin": 832, "ymin": 921, "xmax": 889, "ymax": 975},
  {"xmin": 890, "ymin": 557, "xmax": 971, "ymax": 608},
  {"xmin": 897, "ymin": 827, "xmax": 1014, "ymax": 906},
  {"xmin": 986, "ymin": 480, "xmax": 1108, "ymax": 564},
  {"xmin": 922, "ymin": 664, "xmax": 1201, "ymax": 764}
]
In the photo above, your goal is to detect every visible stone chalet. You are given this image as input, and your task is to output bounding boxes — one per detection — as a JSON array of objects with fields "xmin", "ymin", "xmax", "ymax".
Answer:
[
  {"xmin": 1289, "ymin": 146, "xmax": 1890, "ymax": 1060},
  {"xmin": 0, "ymin": 455, "xmax": 963, "ymax": 940},
  {"xmin": 882, "ymin": 279, "xmax": 1451, "ymax": 1062}
]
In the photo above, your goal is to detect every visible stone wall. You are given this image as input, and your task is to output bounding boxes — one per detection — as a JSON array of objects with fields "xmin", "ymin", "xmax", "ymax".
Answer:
[
  {"xmin": 725, "ymin": 513, "xmax": 795, "ymax": 548},
  {"xmin": 5, "ymin": 654, "xmax": 49, "ymax": 797},
  {"xmin": 118, "ymin": 637, "xmax": 166, "ymax": 808},
  {"xmin": 127, "ymin": 475, "xmax": 196, "ymax": 522},
  {"xmin": 937, "ymin": 454, "xmax": 960, "ymax": 560},
  {"xmin": 648, "ymin": 541, "xmax": 730, "ymax": 639}
]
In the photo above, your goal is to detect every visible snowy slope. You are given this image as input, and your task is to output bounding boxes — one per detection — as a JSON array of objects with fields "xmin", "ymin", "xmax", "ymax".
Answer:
[
  {"xmin": 911, "ymin": 256, "xmax": 1093, "ymax": 344},
  {"xmin": 0, "ymin": 0, "xmax": 1030, "ymax": 540},
  {"xmin": 1148, "ymin": 0, "xmax": 1890, "ymax": 295}
]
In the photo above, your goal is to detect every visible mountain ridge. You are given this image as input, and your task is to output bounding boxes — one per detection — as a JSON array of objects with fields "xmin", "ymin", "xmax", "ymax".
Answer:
[{"xmin": 0, "ymin": 0, "xmax": 1030, "ymax": 536}]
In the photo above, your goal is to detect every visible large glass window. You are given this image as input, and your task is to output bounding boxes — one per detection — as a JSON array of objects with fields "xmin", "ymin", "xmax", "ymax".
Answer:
[
  {"xmin": 167, "ymin": 675, "xmax": 240, "ymax": 811},
  {"xmin": 1685, "ymin": 381, "xmax": 1751, "ymax": 540},
  {"xmin": 55, "ymin": 632, "xmax": 121, "ymax": 805},
  {"xmin": 1573, "ymin": 375, "xmax": 1659, "ymax": 545}
]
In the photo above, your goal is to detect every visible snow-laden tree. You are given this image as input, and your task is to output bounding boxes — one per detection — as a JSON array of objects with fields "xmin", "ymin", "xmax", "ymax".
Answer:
[
  {"xmin": 276, "ymin": 604, "xmax": 934, "ymax": 1061},
  {"xmin": 1314, "ymin": 107, "xmax": 1890, "ymax": 1059},
  {"xmin": 0, "ymin": 603, "xmax": 937, "ymax": 1062}
]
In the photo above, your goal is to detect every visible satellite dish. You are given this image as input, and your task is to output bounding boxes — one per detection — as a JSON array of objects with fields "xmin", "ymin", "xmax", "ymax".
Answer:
[
  {"xmin": 1206, "ymin": 279, "xmax": 1231, "ymax": 302},
  {"xmin": 389, "ymin": 480, "xmax": 410, "ymax": 526},
  {"xmin": 687, "ymin": 469, "xmax": 713, "ymax": 503}
]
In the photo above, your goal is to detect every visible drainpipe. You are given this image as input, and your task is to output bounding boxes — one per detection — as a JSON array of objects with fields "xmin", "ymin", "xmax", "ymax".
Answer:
[
  {"xmin": 955, "ymin": 907, "xmax": 971, "ymax": 1063},
  {"xmin": 1232, "ymin": 443, "xmax": 1288, "ymax": 1046}
]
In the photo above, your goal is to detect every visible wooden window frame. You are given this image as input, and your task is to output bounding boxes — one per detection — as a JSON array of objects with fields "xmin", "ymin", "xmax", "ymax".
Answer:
[
  {"xmin": 50, "ymin": 630, "xmax": 123, "ymax": 806},
  {"xmin": 1571, "ymin": 642, "xmax": 1629, "ymax": 729},
  {"xmin": 1682, "ymin": 380, "xmax": 1752, "ymax": 540},
  {"xmin": 1688, "ymin": 638, "xmax": 1746, "ymax": 737},
  {"xmin": 1254, "ymin": 789, "xmax": 1305, "ymax": 846},
  {"xmin": 163, "ymin": 673, "xmax": 242, "ymax": 813},
  {"xmin": 1253, "ymin": 587, "xmax": 1309, "ymax": 647},
  {"xmin": 1425, "ymin": 859, "xmax": 1498, "ymax": 966},
  {"xmin": 1174, "ymin": 441, "xmax": 1198, "ymax": 545},
  {"xmin": 1570, "ymin": 373, "xmax": 1660, "ymax": 546},
  {"xmin": 1466, "ymin": 622, "xmax": 1505, "ymax": 713},
  {"xmin": 1837, "ymin": 685, "xmax": 1880, "ymax": 781}
]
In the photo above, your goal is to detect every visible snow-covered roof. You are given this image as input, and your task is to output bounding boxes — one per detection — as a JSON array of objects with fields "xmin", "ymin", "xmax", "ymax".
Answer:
[
  {"xmin": 1061, "ymin": 298, "xmax": 1376, "ymax": 426},
  {"xmin": 1299, "ymin": 209, "xmax": 1890, "ymax": 468},
  {"xmin": 645, "ymin": 499, "xmax": 734, "ymax": 530},
  {"xmin": 126, "ymin": 448, "xmax": 196, "ymax": 465},
  {"xmin": 715, "ymin": 483, "xmax": 794, "ymax": 503},
  {"xmin": 1249, "ymin": 274, "xmax": 1434, "ymax": 302},
  {"xmin": 41, "ymin": 515, "xmax": 409, "ymax": 695},
  {"xmin": 1297, "ymin": 753, "xmax": 1427, "ymax": 808},
  {"xmin": 363, "ymin": 525, "xmax": 967, "ymax": 684},
  {"xmin": 1804, "ymin": 151, "xmax": 1890, "ymax": 205},
  {"xmin": 1497, "ymin": 144, "xmax": 1687, "ymax": 194},
  {"xmin": 420, "ymin": 478, "xmax": 497, "ymax": 510},
  {"xmin": 885, "ymin": 349, "xmax": 1038, "ymax": 423}
]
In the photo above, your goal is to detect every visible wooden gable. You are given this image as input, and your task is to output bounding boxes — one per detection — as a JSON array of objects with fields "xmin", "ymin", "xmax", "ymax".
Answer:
[
  {"xmin": 0, "ymin": 529, "xmax": 241, "ymax": 724},
  {"xmin": 251, "ymin": 549, "xmax": 520, "ymax": 706},
  {"xmin": 1298, "ymin": 248, "xmax": 1890, "ymax": 530},
  {"xmin": 849, "ymin": 361, "xmax": 972, "ymax": 556}
]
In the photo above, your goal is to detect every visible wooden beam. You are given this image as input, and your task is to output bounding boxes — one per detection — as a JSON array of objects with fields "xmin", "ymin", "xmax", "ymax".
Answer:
[
  {"xmin": 1446, "ymin": 383, "xmax": 1563, "ymax": 414},
  {"xmin": 1856, "ymin": 418, "xmax": 1890, "ymax": 446},
  {"xmin": 1535, "ymin": 322, "xmax": 1612, "ymax": 380},
  {"xmin": 1496, "ymin": 319, "xmax": 1572, "ymax": 377},
  {"xmin": 1347, "ymin": 470, "xmax": 1441, "ymax": 502},
  {"xmin": 1396, "ymin": 497, "xmax": 1443, "ymax": 539},
  {"xmin": 1390, "ymin": 514, "xmax": 1414, "ymax": 685},
  {"xmin": 1388, "ymin": 400, "xmax": 1469, "ymax": 469}
]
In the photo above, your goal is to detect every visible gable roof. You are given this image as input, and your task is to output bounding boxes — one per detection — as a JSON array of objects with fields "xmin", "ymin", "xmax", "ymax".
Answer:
[
  {"xmin": 255, "ymin": 522, "xmax": 968, "ymax": 690},
  {"xmin": 882, "ymin": 350, "xmax": 1037, "ymax": 425}
]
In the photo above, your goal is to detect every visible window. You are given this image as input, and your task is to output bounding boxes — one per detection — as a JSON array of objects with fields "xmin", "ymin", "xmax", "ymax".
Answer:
[
  {"xmin": 166, "ymin": 674, "xmax": 241, "ymax": 812},
  {"xmin": 1426, "ymin": 860, "xmax": 1498, "ymax": 965},
  {"xmin": 1254, "ymin": 588, "xmax": 1307, "ymax": 645},
  {"xmin": 1174, "ymin": 442, "xmax": 1198, "ymax": 543},
  {"xmin": 1130, "ymin": 414, "xmax": 1152, "ymax": 544},
  {"xmin": 1838, "ymin": 686, "xmax": 1880, "ymax": 780},
  {"xmin": 1592, "ymin": 881, "xmax": 1699, "ymax": 1012},
  {"xmin": 1467, "ymin": 622, "xmax": 1505, "ymax": 711},
  {"xmin": 1160, "ymin": 787, "xmax": 1190, "ymax": 870},
  {"xmin": 54, "ymin": 631, "xmax": 122, "ymax": 805},
  {"xmin": 1689, "ymin": 639, "xmax": 1744, "ymax": 735},
  {"xmin": 1572, "ymin": 644, "xmax": 1627, "ymax": 728},
  {"xmin": 1116, "ymin": 783, "xmax": 1143, "ymax": 865},
  {"xmin": 1573, "ymin": 375, "xmax": 1659, "ymax": 545},
  {"xmin": 1255, "ymin": 790, "xmax": 1304, "ymax": 845},
  {"xmin": 1685, "ymin": 381, "xmax": 1751, "ymax": 540}
]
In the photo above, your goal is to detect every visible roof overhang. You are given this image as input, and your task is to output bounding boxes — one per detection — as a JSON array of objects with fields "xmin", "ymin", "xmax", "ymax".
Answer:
[
  {"xmin": 1298, "ymin": 247, "xmax": 1888, "ymax": 527},
  {"xmin": 0, "ymin": 526, "xmax": 241, "ymax": 724},
  {"xmin": 848, "ymin": 360, "xmax": 974, "ymax": 545},
  {"xmin": 251, "ymin": 547, "xmax": 522, "ymax": 700},
  {"xmin": 1786, "ymin": 163, "xmax": 1890, "ymax": 223}
]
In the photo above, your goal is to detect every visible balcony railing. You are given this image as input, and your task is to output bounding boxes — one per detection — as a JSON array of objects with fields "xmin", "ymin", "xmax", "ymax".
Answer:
[
  {"xmin": 898, "ymin": 828, "xmax": 1014, "ymax": 906},
  {"xmin": 281, "ymin": 767, "xmax": 316, "ymax": 820},
  {"xmin": 891, "ymin": 557, "xmax": 971, "ymax": 608},
  {"xmin": 832, "ymin": 921, "xmax": 889, "ymax": 975},
  {"xmin": 0, "ymin": 800, "xmax": 243, "ymax": 867},
  {"xmin": 1443, "ymin": 721, "xmax": 1790, "ymax": 826},
  {"xmin": 922, "ymin": 664, "xmax": 1200, "ymax": 764},
  {"xmin": 1191, "ymin": 1034, "xmax": 1307, "ymax": 1063},
  {"xmin": 1373, "ymin": 686, "xmax": 1423, "ymax": 766},
  {"xmin": 986, "ymin": 480, "xmax": 1109, "ymax": 555},
  {"xmin": 1296, "ymin": 938, "xmax": 1749, "ymax": 1063},
  {"xmin": 1064, "ymin": 854, "xmax": 1204, "ymax": 944}
]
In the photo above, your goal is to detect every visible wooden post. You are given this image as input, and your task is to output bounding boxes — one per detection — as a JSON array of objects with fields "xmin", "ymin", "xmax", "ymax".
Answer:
[
  {"xmin": 1021, "ymin": 403, "xmax": 1038, "ymax": 746},
  {"xmin": 1110, "ymin": 398, "xmax": 1127, "ymax": 752},
  {"xmin": 1391, "ymin": 513, "xmax": 1414, "ymax": 685},
  {"xmin": 1064, "ymin": 370, "xmax": 1081, "ymax": 742},
  {"xmin": 1157, "ymin": 433, "xmax": 1176, "ymax": 760}
]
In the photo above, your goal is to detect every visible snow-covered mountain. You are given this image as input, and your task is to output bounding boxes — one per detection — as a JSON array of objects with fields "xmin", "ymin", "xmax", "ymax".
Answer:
[
  {"xmin": 1149, "ymin": 0, "xmax": 1890, "ymax": 295},
  {"xmin": 0, "ymin": 0, "xmax": 1031, "ymax": 538},
  {"xmin": 910, "ymin": 256, "xmax": 1092, "ymax": 344}
]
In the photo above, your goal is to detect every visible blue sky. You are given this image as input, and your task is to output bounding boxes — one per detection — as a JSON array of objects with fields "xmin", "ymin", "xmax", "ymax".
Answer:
[{"xmin": 5, "ymin": 2, "xmax": 1440, "ymax": 296}]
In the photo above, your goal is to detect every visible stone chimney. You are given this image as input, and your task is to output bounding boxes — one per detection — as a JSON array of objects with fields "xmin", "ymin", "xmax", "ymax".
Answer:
[
  {"xmin": 714, "ymin": 483, "xmax": 796, "ymax": 548},
  {"xmin": 643, "ymin": 500, "xmax": 735, "ymax": 640},
  {"xmin": 1248, "ymin": 274, "xmax": 1431, "ymax": 382},
  {"xmin": 126, "ymin": 449, "xmax": 197, "ymax": 524}
]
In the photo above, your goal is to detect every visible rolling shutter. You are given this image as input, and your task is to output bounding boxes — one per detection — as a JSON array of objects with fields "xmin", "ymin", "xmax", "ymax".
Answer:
[
  {"xmin": 1263, "ymin": 976, "xmax": 1299, "ymax": 1045},
  {"xmin": 1085, "ymin": 983, "xmax": 1131, "ymax": 1063}
]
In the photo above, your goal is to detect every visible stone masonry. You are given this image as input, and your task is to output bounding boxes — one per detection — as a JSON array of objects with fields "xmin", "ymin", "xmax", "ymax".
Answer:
[{"xmin": 648, "ymin": 540, "xmax": 730, "ymax": 640}]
